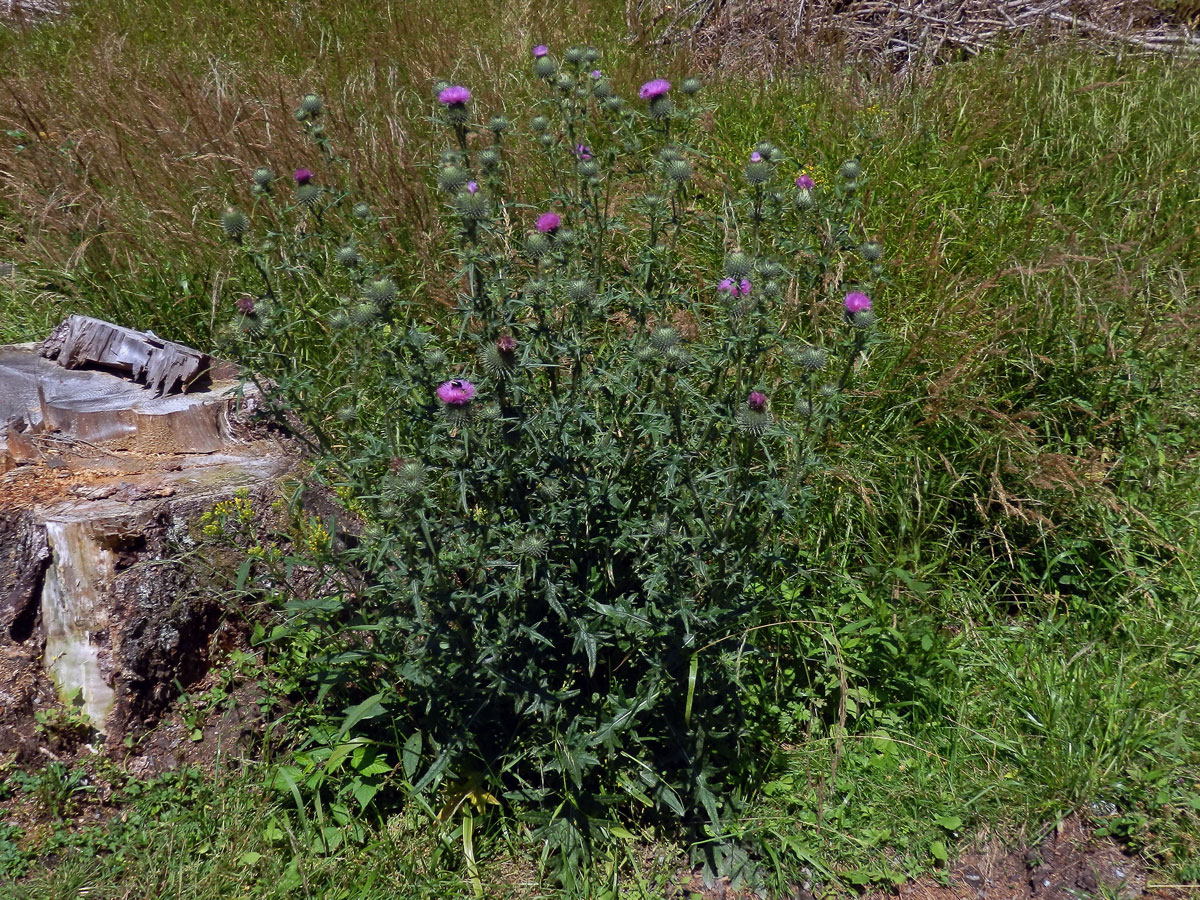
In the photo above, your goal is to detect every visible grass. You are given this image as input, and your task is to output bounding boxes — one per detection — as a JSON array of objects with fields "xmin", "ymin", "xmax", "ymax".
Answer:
[{"xmin": 2, "ymin": 0, "xmax": 1200, "ymax": 896}]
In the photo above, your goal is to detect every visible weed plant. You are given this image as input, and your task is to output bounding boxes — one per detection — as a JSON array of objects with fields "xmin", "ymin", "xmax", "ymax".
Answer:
[{"xmin": 214, "ymin": 42, "xmax": 893, "ymax": 878}]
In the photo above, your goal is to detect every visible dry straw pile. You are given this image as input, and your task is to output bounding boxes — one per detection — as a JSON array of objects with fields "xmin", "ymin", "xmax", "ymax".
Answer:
[{"xmin": 633, "ymin": 0, "xmax": 1200, "ymax": 70}]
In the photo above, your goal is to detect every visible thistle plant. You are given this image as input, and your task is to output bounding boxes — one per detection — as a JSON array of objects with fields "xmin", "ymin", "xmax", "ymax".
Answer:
[{"xmin": 217, "ymin": 48, "xmax": 888, "ymax": 875}]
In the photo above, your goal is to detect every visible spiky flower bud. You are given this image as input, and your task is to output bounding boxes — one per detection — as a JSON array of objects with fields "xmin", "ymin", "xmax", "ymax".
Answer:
[
  {"xmin": 745, "ymin": 159, "xmax": 771, "ymax": 186},
  {"xmin": 852, "ymin": 309, "xmax": 877, "ymax": 328},
  {"xmin": 299, "ymin": 93, "xmax": 323, "ymax": 117},
  {"xmin": 530, "ymin": 118, "xmax": 549, "ymax": 138},
  {"xmin": 592, "ymin": 78, "xmax": 613, "ymax": 99},
  {"xmin": 761, "ymin": 280, "xmax": 782, "ymax": 299},
  {"xmin": 525, "ymin": 232, "xmax": 551, "ymax": 259},
  {"xmin": 295, "ymin": 184, "xmax": 320, "ymax": 208},
  {"xmin": 665, "ymin": 158, "xmax": 691, "ymax": 184},
  {"xmin": 352, "ymin": 202, "xmax": 372, "ymax": 219},
  {"xmin": 754, "ymin": 141, "xmax": 781, "ymax": 163},
  {"xmin": 251, "ymin": 167, "xmax": 274, "ymax": 190},
  {"xmin": 554, "ymin": 227, "xmax": 575, "ymax": 245},
  {"xmin": 759, "ymin": 259, "xmax": 784, "ymax": 279},
  {"xmin": 602, "ymin": 96, "xmax": 625, "ymax": 112},
  {"xmin": 566, "ymin": 279, "xmax": 594, "ymax": 302},
  {"xmin": 515, "ymin": 534, "xmax": 549, "ymax": 559},
  {"xmin": 860, "ymin": 241, "xmax": 883, "ymax": 261},
  {"xmin": 663, "ymin": 344, "xmax": 689, "ymax": 369},
  {"xmin": 680, "ymin": 77, "xmax": 702, "ymax": 95},
  {"xmin": 479, "ymin": 146, "xmax": 501, "ymax": 171},
  {"xmin": 336, "ymin": 245, "xmax": 360, "ymax": 268},
  {"xmin": 650, "ymin": 326, "xmax": 681, "ymax": 351},
  {"xmin": 396, "ymin": 462, "xmax": 427, "ymax": 494},
  {"xmin": 635, "ymin": 344, "xmax": 658, "ymax": 364},
  {"xmin": 538, "ymin": 134, "xmax": 554, "ymax": 147},
  {"xmin": 795, "ymin": 188, "xmax": 815, "ymax": 210},
  {"xmin": 350, "ymin": 301, "xmax": 379, "ymax": 326},
  {"xmin": 480, "ymin": 335, "xmax": 519, "ymax": 376},
  {"xmin": 555, "ymin": 73, "xmax": 574, "ymax": 92},
  {"xmin": 648, "ymin": 95, "xmax": 674, "ymax": 120},
  {"xmin": 534, "ymin": 54, "xmax": 557, "ymax": 79},
  {"xmin": 818, "ymin": 383, "xmax": 838, "ymax": 399},
  {"xmin": 564, "ymin": 45, "xmax": 585, "ymax": 65},
  {"xmin": 454, "ymin": 190, "xmax": 490, "ymax": 221},
  {"xmin": 577, "ymin": 159, "xmax": 600, "ymax": 179},
  {"xmin": 583, "ymin": 46, "xmax": 600, "ymax": 64},
  {"xmin": 425, "ymin": 347, "xmax": 447, "ymax": 369},
  {"xmin": 840, "ymin": 159, "xmax": 862, "ymax": 180},
  {"xmin": 220, "ymin": 207, "xmax": 249, "ymax": 240},
  {"xmin": 366, "ymin": 278, "xmax": 398, "ymax": 306},
  {"xmin": 737, "ymin": 391, "xmax": 772, "ymax": 434},
  {"xmin": 650, "ymin": 515, "xmax": 672, "ymax": 538},
  {"xmin": 525, "ymin": 278, "xmax": 547, "ymax": 298},
  {"xmin": 488, "ymin": 115, "xmax": 511, "ymax": 135},
  {"xmin": 437, "ymin": 165, "xmax": 469, "ymax": 192},
  {"xmin": 724, "ymin": 252, "xmax": 753, "ymax": 280},
  {"xmin": 537, "ymin": 478, "xmax": 563, "ymax": 501},
  {"xmin": 799, "ymin": 346, "xmax": 828, "ymax": 371},
  {"xmin": 328, "ymin": 308, "xmax": 351, "ymax": 330}
]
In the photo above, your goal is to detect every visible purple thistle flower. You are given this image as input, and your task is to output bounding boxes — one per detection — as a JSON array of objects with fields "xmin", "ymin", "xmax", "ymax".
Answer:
[
  {"xmin": 750, "ymin": 151, "xmax": 763, "ymax": 163},
  {"xmin": 718, "ymin": 278, "xmax": 735, "ymax": 295},
  {"xmin": 844, "ymin": 291, "xmax": 872, "ymax": 314},
  {"xmin": 533, "ymin": 44, "xmax": 549, "ymax": 58},
  {"xmin": 293, "ymin": 168, "xmax": 314, "ymax": 185},
  {"xmin": 747, "ymin": 391, "xmax": 768, "ymax": 412},
  {"xmin": 466, "ymin": 181, "xmax": 479, "ymax": 195},
  {"xmin": 574, "ymin": 143, "xmax": 592, "ymax": 160},
  {"xmin": 235, "ymin": 295, "xmax": 255, "ymax": 314},
  {"xmin": 639, "ymin": 79, "xmax": 671, "ymax": 100},
  {"xmin": 497, "ymin": 335, "xmax": 518, "ymax": 353},
  {"xmin": 437, "ymin": 85, "xmax": 471, "ymax": 106},
  {"xmin": 591, "ymin": 70, "xmax": 602, "ymax": 79},
  {"xmin": 436, "ymin": 379, "xmax": 476, "ymax": 406},
  {"xmin": 796, "ymin": 174, "xmax": 815, "ymax": 190},
  {"xmin": 739, "ymin": 278, "xmax": 751, "ymax": 296},
  {"xmin": 535, "ymin": 211, "xmax": 561, "ymax": 234}
]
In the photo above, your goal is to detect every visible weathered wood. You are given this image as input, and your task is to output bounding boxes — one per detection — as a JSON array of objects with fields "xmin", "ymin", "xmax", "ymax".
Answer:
[{"xmin": 42, "ymin": 315, "xmax": 213, "ymax": 396}]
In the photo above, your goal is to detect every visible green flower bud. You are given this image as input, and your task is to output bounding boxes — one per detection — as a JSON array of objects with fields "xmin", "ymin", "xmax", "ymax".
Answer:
[
  {"xmin": 577, "ymin": 159, "xmax": 600, "ymax": 178},
  {"xmin": 295, "ymin": 183, "xmax": 320, "ymax": 208},
  {"xmin": 650, "ymin": 326, "xmax": 681, "ymax": 351},
  {"xmin": 566, "ymin": 279, "xmax": 594, "ymax": 302},
  {"xmin": 437, "ymin": 165, "xmax": 469, "ymax": 192},
  {"xmin": 479, "ymin": 147, "xmax": 501, "ymax": 171},
  {"xmin": 300, "ymin": 93, "xmax": 323, "ymax": 117},
  {"xmin": 525, "ymin": 232, "xmax": 551, "ymax": 259},
  {"xmin": 352, "ymin": 202, "xmax": 372, "ymax": 219},
  {"xmin": 724, "ymin": 252, "xmax": 753, "ymax": 280},
  {"xmin": 534, "ymin": 55, "xmax": 557, "ymax": 79},
  {"xmin": 744, "ymin": 160, "xmax": 771, "ymax": 186},
  {"xmin": 365, "ymin": 277, "xmax": 398, "ymax": 305},
  {"xmin": 860, "ymin": 241, "xmax": 883, "ymax": 261},
  {"xmin": 336, "ymin": 245, "xmax": 360, "ymax": 268},
  {"xmin": 488, "ymin": 115, "xmax": 511, "ymax": 135},
  {"xmin": 680, "ymin": 77, "xmax": 702, "ymax": 95},
  {"xmin": 220, "ymin": 207, "xmax": 249, "ymax": 240},
  {"xmin": 251, "ymin": 167, "xmax": 274, "ymax": 189},
  {"xmin": 840, "ymin": 159, "xmax": 862, "ymax": 180},
  {"xmin": 665, "ymin": 158, "xmax": 691, "ymax": 184}
]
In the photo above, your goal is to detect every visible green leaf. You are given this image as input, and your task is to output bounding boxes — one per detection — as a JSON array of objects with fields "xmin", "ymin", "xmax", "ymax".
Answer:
[
  {"xmin": 930, "ymin": 840, "xmax": 948, "ymax": 863},
  {"xmin": 402, "ymin": 731, "xmax": 423, "ymax": 780},
  {"xmin": 338, "ymin": 693, "xmax": 386, "ymax": 736},
  {"xmin": 935, "ymin": 814, "xmax": 963, "ymax": 831}
]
